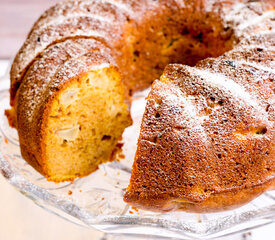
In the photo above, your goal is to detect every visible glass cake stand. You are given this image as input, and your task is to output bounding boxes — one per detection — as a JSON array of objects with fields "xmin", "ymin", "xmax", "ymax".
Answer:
[{"xmin": 0, "ymin": 85, "xmax": 275, "ymax": 240}]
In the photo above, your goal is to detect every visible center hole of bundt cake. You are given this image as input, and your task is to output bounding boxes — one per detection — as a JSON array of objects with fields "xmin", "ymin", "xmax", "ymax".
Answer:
[
  {"xmin": 44, "ymin": 66, "xmax": 130, "ymax": 181},
  {"xmin": 119, "ymin": 13, "xmax": 235, "ymax": 95}
]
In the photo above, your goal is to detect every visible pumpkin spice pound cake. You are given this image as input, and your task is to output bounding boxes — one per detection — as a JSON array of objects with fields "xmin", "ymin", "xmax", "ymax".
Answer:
[{"xmin": 5, "ymin": 0, "xmax": 275, "ymax": 212}]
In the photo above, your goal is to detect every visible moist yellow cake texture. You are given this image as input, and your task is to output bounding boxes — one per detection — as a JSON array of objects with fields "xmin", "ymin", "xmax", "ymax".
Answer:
[
  {"xmin": 44, "ymin": 66, "xmax": 130, "ymax": 182},
  {"xmin": 5, "ymin": 0, "xmax": 275, "ymax": 212}
]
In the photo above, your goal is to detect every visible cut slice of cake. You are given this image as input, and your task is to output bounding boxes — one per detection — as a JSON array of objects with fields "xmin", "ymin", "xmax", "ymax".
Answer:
[{"xmin": 7, "ymin": 39, "xmax": 132, "ymax": 182}]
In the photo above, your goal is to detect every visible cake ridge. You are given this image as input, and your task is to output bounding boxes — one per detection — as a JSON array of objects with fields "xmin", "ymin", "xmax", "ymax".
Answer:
[
  {"xmin": 237, "ymin": 10, "xmax": 275, "ymax": 30},
  {"xmin": 236, "ymin": 60, "xmax": 275, "ymax": 74},
  {"xmin": 30, "ymin": 0, "xmax": 131, "ymax": 33},
  {"xmin": 17, "ymin": 38, "xmax": 110, "ymax": 122},
  {"xmin": 10, "ymin": 34, "xmax": 114, "ymax": 104},
  {"xmin": 192, "ymin": 68, "xmax": 260, "ymax": 110}
]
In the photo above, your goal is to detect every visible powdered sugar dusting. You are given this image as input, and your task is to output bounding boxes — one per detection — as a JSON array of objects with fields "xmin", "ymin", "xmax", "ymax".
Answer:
[
  {"xmin": 104, "ymin": 0, "xmax": 134, "ymax": 15},
  {"xmin": 90, "ymin": 63, "xmax": 110, "ymax": 71},
  {"xmin": 237, "ymin": 10, "xmax": 275, "ymax": 31},
  {"xmin": 237, "ymin": 60, "xmax": 275, "ymax": 74},
  {"xmin": 19, "ymin": 38, "xmax": 110, "ymax": 122},
  {"xmin": 164, "ymin": 87, "xmax": 209, "ymax": 143},
  {"xmin": 41, "ymin": 13, "xmax": 114, "ymax": 30},
  {"xmin": 10, "ymin": 0, "xmax": 133, "ymax": 97},
  {"xmin": 193, "ymin": 68, "xmax": 260, "ymax": 110}
]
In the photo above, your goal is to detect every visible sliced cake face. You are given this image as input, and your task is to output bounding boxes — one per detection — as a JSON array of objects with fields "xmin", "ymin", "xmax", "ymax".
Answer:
[
  {"xmin": 43, "ymin": 65, "xmax": 131, "ymax": 182},
  {"xmin": 124, "ymin": 60, "xmax": 274, "ymax": 212}
]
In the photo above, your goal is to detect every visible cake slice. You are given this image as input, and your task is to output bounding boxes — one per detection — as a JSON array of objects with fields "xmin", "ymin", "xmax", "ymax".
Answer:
[{"xmin": 7, "ymin": 39, "xmax": 131, "ymax": 182}]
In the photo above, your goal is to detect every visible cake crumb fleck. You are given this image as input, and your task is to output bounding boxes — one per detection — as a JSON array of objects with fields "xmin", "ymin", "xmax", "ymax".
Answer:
[
  {"xmin": 118, "ymin": 153, "xmax": 125, "ymax": 159},
  {"xmin": 132, "ymin": 206, "xmax": 139, "ymax": 212},
  {"xmin": 68, "ymin": 190, "xmax": 72, "ymax": 195}
]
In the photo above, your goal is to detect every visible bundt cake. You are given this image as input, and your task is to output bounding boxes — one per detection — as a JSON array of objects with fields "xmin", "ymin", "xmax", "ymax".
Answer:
[{"xmin": 5, "ymin": 0, "xmax": 274, "ymax": 211}]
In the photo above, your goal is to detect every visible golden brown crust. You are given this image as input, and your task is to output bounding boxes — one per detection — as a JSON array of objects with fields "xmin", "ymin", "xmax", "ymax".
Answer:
[
  {"xmin": 124, "ymin": 2, "xmax": 275, "ymax": 211},
  {"xmin": 125, "ymin": 178, "xmax": 275, "ymax": 213}
]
